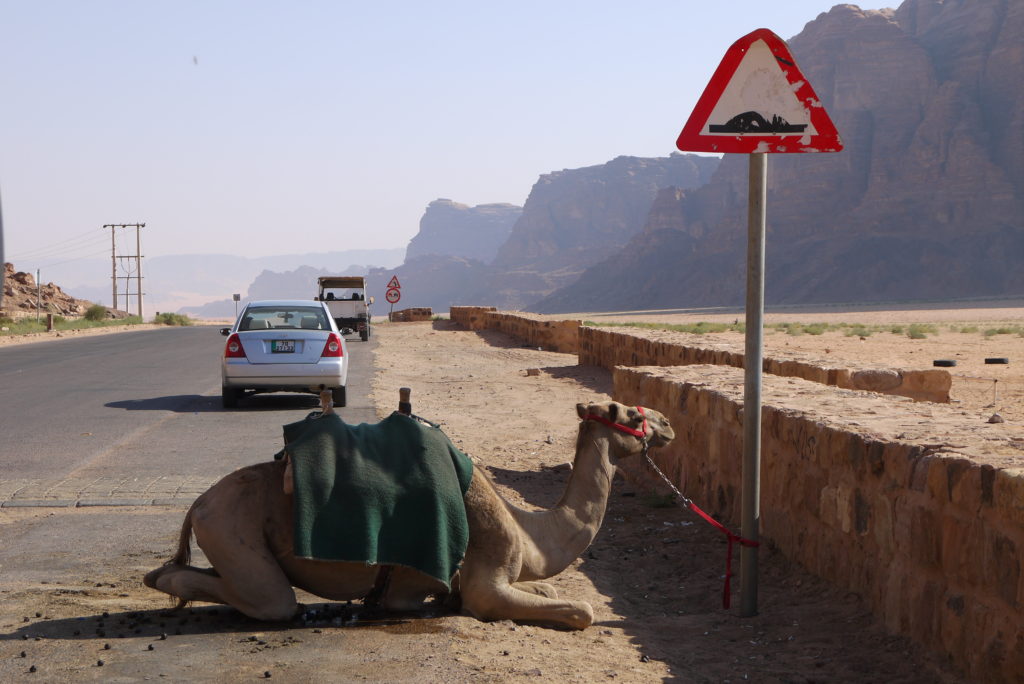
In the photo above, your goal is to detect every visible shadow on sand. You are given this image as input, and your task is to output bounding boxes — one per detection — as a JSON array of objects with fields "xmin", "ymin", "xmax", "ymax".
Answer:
[{"xmin": 1, "ymin": 602, "xmax": 456, "ymax": 645}]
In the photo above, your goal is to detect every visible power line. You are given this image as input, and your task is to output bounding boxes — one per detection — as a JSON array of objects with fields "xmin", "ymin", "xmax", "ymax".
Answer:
[
  {"xmin": 9, "ymin": 229, "xmax": 108, "ymax": 262},
  {"xmin": 32, "ymin": 247, "xmax": 111, "ymax": 269}
]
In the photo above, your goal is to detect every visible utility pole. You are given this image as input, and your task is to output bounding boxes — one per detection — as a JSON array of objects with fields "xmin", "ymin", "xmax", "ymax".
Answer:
[{"xmin": 106, "ymin": 223, "xmax": 146, "ymax": 318}]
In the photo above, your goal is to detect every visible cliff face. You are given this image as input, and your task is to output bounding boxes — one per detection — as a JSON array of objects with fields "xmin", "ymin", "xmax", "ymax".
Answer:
[
  {"xmin": 494, "ymin": 154, "xmax": 719, "ymax": 277},
  {"xmin": 534, "ymin": 0, "xmax": 1024, "ymax": 313},
  {"xmin": 404, "ymin": 200, "xmax": 522, "ymax": 264},
  {"xmin": 370, "ymin": 153, "xmax": 718, "ymax": 312}
]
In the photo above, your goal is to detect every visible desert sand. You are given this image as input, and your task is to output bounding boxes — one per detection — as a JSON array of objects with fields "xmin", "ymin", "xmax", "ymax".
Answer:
[{"xmin": 367, "ymin": 302, "xmax": 1024, "ymax": 683}]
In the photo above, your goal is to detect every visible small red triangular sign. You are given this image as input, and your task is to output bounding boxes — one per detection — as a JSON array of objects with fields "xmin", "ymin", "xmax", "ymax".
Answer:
[
  {"xmin": 677, "ymin": 28, "xmax": 842, "ymax": 154},
  {"xmin": 387, "ymin": 275, "xmax": 401, "ymax": 289}
]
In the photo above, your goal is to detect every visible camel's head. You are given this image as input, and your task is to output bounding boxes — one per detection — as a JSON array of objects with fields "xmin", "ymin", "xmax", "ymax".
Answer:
[{"xmin": 576, "ymin": 401, "xmax": 675, "ymax": 454}]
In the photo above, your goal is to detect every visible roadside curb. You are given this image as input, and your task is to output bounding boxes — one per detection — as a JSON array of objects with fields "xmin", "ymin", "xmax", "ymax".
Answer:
[{"xmin": 1, "ymin": 498, "xmax": 195, "ymax": 508}]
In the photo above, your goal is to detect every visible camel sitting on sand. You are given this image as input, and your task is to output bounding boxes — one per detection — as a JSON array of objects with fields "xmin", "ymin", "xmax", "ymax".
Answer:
[{"xmin": 144, "ymin": 399, "xmax": 674, "ymax": 629}]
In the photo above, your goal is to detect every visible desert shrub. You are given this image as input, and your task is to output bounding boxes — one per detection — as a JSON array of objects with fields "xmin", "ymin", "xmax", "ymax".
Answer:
[
  {"xmin": 845, "ymin": 325, "xmax": 872, "ymax": 338},
  {"xmin": 583, "ymin": 321, "xmax": 740, "ymax": 334},
  {"xmin": 907, "ymin": 323, "xmax": 935, "ymax": 339},
  {"xmin": 153, "ymin": 312, "xmax": 193, "ymax": 326},
  {"xmin": 956, "ymin": 325, "xmax": 979, "ymax": 333},
  {"xmin": 983, "ymin": 326, "xmax": 1021, "ymax": 337},
  {"xmin": 84, "ymin": 304, "xmax": 108, "ymax": 321}
]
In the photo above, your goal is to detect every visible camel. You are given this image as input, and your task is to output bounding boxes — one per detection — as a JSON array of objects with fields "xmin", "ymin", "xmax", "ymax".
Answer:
[{"xmin": 144, "ymin": 397, "xmax": 674, "ymax": 629}]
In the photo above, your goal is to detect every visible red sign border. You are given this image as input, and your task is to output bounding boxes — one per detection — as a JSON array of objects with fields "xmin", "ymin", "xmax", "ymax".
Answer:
[
  {"xmin": 385, "ymin": 287, "xmax": 401, "ymax": 304},
  {"xmin": 676, "ymin": 28, "xmax": 842, "ymax": 154},
  {"xmin": 387, "ymin": 276, "xmax": 402, "ymax": 290}
]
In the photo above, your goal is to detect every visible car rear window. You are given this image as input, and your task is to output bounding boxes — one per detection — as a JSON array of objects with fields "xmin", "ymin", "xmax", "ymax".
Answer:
[{"xmin": 239, "ymin": 307, "xmax": 330, "ymax": 331}]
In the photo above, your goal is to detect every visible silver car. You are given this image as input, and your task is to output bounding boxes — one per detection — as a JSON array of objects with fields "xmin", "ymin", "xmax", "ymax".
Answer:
[{"xmin": 220, "ymin": 299, "xmax": 349, "ymax": 408}]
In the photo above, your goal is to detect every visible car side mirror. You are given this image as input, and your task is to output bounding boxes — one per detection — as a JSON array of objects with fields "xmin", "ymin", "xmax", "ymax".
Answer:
[
  {"xmin": 368, "ymin": 296, "xmax": 375, "ymax": 305},
  {"xmin": 220, "ymin": 328, "xmax": 231, "ymax": 336}
]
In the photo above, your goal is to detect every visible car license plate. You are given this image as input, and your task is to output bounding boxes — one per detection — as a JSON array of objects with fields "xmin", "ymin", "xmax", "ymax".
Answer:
[{"xmin": 271, "ymin": 340, "xmax": 295, "ymax": 353}]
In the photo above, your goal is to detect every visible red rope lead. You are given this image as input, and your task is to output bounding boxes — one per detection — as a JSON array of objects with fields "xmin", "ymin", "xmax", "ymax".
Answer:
[{"xmin": 684, "ymin": 500, "xmax": 759, "ymax": 609}]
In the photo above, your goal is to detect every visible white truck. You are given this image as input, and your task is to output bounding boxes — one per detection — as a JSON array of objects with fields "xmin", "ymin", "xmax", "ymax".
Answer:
[{"xmin": 316, "ymin": 276, "xmax": 373, "ymax": 341}]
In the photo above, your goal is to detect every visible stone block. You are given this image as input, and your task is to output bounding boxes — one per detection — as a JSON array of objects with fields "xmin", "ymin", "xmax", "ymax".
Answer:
[
  {"xmin": 983, "ymin": 529, "xmax": 1020, "ymax": 607},
  {"xmin": 909, "ymin": 506, "xmax": 942, "ymax": 569},
  {"xmin": 993, "ymin": 467, "xmax": 1024, "ymax": 527}
]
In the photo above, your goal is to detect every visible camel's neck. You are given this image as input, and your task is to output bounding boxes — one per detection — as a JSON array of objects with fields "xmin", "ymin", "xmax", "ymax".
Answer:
[{"xmin": 514, "ymin": 426, "xmax": 618, "ymax": 580}]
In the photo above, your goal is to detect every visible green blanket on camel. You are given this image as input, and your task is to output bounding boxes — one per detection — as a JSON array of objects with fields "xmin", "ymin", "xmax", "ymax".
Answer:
[{"xmin": 278, "ymin": 411, "xmax": 474, "ymax": 590}]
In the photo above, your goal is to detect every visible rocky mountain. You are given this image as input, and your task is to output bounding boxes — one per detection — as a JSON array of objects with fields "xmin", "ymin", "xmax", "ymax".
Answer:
[
  {"xmin": 1, "ymin": 262, "xmax": 94, "ymax": 317},
  {"xmin": 534, "ymin": 0, "xmax": 1024, "ymax": 313},
  {"xmin": 491, "ymin": 154, "xmax": 719, "ymax": 299},
  {"xmin": 370, "ymin": 154, "xmax": 719, "ymax": 312},
  {"xmin": 405, "ymin": 200, "xmax": 521, "ymax": 263}
]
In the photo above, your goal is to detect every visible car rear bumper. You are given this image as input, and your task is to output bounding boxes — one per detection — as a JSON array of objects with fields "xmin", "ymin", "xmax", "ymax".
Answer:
[{"xmin": 222, "ymin": 360, "xmax": 347, "ymax": 391}]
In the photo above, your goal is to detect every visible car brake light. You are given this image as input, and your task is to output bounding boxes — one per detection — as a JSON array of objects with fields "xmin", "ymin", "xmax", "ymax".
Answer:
[
  {"xmin": 224, "ymin": 333, "xmax": 247, "ymax": 358},
  {"xmin": 321, "ymin": 333, "xmax": 344, "ymax": 357}
]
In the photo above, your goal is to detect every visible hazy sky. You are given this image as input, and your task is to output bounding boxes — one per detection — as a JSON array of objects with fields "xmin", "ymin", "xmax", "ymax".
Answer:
[{"xmin": 1, "ymin": 1, "xmax": 893, "ymax": 271}]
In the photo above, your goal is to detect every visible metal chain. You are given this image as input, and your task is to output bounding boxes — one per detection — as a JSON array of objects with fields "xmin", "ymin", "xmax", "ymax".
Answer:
[{"xmin": 642, "ymin": 448, "xmax": 693, "ymax": 508}]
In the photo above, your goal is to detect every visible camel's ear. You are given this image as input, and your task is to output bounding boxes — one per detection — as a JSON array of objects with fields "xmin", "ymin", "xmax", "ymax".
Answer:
[{"xmin": 576, "ymin": 403, "xmax": 588, "ymax": 419}]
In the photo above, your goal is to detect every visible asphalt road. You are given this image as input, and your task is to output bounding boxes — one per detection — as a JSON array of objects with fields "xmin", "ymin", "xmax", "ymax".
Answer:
[
  {"xmin": 0, "ymin": 327, "xmax": 476, "ymax": 683},
  {"xmin": 0, "ymin": 326, "xmax": 378, "ymax": 493}
]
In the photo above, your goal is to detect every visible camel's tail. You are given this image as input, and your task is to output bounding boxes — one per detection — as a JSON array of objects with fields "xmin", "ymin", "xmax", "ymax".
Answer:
[{"xmin": 170, "ymin": 504, "xmax": 194, "ymax": 568}]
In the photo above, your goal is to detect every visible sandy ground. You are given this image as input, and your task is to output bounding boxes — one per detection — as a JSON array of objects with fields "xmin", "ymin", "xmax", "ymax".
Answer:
[
  {"xmin": 367, "ymin": 316, "xmax": 1006, "ymax": 683},
  {"xmin": 574, "ymin": 302, "xmax": 1024, "ymax": 427},
  {"xmin": 2, "ymin": 305, "xmax": 1019, "ymax": 681}
]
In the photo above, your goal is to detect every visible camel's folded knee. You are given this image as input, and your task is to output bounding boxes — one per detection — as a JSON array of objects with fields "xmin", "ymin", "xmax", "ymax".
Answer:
[{"xmin": 143, "ymin": 563, "xmax": 182, "ymax": 590}]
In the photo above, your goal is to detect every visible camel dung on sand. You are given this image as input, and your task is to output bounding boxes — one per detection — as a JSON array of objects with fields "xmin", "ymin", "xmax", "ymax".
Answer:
[{"xmin": 144, "ymin": 394, "xmax": 674, "ymax": 629}]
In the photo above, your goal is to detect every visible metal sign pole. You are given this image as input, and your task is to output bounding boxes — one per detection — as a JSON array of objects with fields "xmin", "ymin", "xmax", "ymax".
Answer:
[{"xmin": 740, "ymin": 151, "xmax": 767, "ymax": 617}]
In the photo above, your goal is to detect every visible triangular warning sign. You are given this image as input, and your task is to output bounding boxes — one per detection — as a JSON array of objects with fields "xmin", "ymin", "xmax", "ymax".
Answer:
[
  {"xmin": 387, "ymin": 275, "xmax": 401, "ymax": 289},
  {"xmin": 676, "ymin": 28, "xmax": 842, "ymax": 154}
]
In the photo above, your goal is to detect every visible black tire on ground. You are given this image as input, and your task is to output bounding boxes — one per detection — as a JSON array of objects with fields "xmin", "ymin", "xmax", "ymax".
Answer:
[
  {"xmin": 984, "ymin": 357, "xmax": 1009, "ymax": 364},
  {"xmin": 222, "ymin": 386, "xmax": 240, "ymax": 408},
  {"xmin": 361, "ymin": 328, "xmax": 369, "ymax": 342},
  {"xmin": 332, "ymin": 385, "xmax": 347, "ymax": 408},
  {"xmin": 933, "ymin": 359, "xmax": 957, "ymax": 367}
]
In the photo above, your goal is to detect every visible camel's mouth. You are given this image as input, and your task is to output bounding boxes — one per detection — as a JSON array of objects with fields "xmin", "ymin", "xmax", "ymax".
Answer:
[{"xmin": 651, "ymin": 426, "xmax": 675, "ymax": 447}]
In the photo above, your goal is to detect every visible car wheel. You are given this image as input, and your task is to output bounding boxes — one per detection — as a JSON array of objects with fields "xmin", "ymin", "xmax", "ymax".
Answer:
[
  {"xmin": 332, "ymin": 385, "xmax": 347, "ymax": 408},
  {"xmin": 361, "ymin": 328, "xmax": 369, "ymax": 341},
  {"xmin": 222, "ymin": 385, "xmax": 240, "ymax": 408}
]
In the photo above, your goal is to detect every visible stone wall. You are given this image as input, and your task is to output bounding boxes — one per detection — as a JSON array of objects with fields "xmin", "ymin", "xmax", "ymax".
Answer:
[
  {"xmin": 614, "ymin": 364, "xmax": 1023, "ymax": 683},
  {"xmin": 580, "ymin": 325, "xmax": 951, "ymax": 403},
  {"xmin": 451, "ymin": 311, "xmax": 950, "ymax": 402},
  {"xmin": 389, "ymin": 307, "xmax": 433, "ymax": 322},
  {"xmin": 450, "ymin": 307, "xmax": 579, "ymax": 353},
  {"xmin": 449, "ymin": 306, "xmax": 497, "ymax": 331}
]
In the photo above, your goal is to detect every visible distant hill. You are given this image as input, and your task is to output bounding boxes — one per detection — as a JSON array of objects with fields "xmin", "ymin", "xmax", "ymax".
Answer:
[
  {"xmin": 50, "ymin": 248, "xmax": 405, "ymax": 317},
  {"xmin": 533, "ymin": 0, "xmax": 1024, "ymax": 312},
  {"xmin": 405, "ymin": 200, "xmax": 521, "ymax": 263},
  {"xmin": 360, "ymin": 154, "xmax": 719, "ymax": 312},
  {"xmin": 179, "ymin": 262, "xmax": 384, "ymax": 319}
]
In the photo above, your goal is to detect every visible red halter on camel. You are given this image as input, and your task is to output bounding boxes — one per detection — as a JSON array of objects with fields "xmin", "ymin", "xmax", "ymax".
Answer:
[{"xmin": 582, "ymin": 406, "xmax": 648, "ymax": 440}]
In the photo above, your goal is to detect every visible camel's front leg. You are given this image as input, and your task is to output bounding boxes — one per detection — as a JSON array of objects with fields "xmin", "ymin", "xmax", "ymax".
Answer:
[
  {"xmin": 460, "ymin": 570, "xmax": 593, "ymax": 629},
  {"xmin": 513, "ymin": 581, "xmax": 558, "ymax": 598}
]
